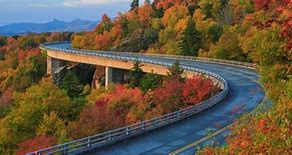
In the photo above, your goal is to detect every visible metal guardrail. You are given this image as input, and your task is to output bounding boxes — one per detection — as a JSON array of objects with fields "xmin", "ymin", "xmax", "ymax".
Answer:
[
  {"xmin": 27, "ymin": 42, "xmax": 257, "ymax": 155},
  {"xmin": 90, "ymin": 52, "xmax": 256, "ymax": 69},
  {"xmin": 40, "ymin": 42, "xmax": 256, "ymax": 70}
]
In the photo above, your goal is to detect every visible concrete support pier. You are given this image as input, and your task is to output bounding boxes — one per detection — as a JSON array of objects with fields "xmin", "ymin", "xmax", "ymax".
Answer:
[
  {"xmin": 105, "ymin": 67, "xmax": 113, "ymax": 87},
  {"xmin": 92, "ymin": 65, "xmax": 106, "ymax": 89},
  {"xmin": 105, "ymin": 67, "xmax": 128, "ymax": 87},
  {"xmin": 47, "ymin": 56, "xmax": 65, "ymax": 75}
]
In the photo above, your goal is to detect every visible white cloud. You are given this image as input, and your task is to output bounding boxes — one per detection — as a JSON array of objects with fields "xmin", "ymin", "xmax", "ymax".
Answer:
[{"xmin": 62, "ymin": 0, "xmax": 131, "ymax": 7}]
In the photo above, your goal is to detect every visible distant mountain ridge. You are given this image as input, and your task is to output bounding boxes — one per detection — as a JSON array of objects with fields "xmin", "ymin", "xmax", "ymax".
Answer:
[{"xmin": 0, "ymin": 19, "xmax": 98, "ymax": 36}]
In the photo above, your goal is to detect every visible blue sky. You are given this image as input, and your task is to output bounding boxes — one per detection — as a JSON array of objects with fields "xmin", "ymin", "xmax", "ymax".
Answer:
[{"xmin": 0, "ymin": 0, "xmax": 132, "ymax": 25}]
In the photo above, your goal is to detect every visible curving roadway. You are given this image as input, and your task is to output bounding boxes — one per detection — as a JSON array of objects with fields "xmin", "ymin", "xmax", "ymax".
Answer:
[{"xmin": 45, "ymin": 43, "xmax": 264, "ymax": 155}]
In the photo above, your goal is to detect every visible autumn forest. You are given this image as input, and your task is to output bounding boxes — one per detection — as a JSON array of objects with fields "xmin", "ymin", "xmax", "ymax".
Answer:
[{"xmin": 0, "ymin": 0, "xmax": 291, "ymax": 154}]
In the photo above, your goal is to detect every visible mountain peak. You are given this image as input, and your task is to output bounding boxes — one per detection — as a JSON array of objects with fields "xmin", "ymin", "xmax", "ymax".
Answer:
[
  {"xmin": 72, "ymin": 19, "xmax": 82, "ymax": 22},
  {"xmin": 51, "ymin": 19, "xmax": 64, "ymax": 23},
  {"xmin": 0, "ymin": 19, "xmax": 99, "ymax": 36}
]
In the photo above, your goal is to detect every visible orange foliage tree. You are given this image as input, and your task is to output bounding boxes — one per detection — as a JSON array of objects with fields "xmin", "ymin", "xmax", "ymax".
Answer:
[{"xmin": 16, "ymin": 136, "xmax": 57, "ymax": 155}]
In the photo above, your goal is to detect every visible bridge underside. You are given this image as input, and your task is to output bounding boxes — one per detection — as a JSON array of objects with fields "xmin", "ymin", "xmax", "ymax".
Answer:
[{"xmin": 47, "ymin": 56, "xmax": 129, "ymax": 88}]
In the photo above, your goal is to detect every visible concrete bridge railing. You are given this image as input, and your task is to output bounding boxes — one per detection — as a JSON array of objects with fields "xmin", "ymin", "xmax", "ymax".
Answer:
[{"xmin": 29, "ymin": 42, "xmax": 256, "ymax": 155}]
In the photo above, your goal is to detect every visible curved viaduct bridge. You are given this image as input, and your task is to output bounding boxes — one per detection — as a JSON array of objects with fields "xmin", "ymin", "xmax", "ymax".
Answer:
[{"xmin": 37, "ymin": 42, "xmax": 265, "ymax": 155}]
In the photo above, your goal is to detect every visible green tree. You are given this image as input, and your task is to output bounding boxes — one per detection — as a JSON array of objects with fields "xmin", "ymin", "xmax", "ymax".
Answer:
[
  {"xmin": 179, "ymin": 18, "xmax": 202, "ymax": 56},
  {"xmin": 167, "ymin": 61, "xmax": 185, "ymax": 81},
  {"xmin": 36, "ymin": 112, "xmax": 68, "ymax": 143},
  {"xmin": 121, "ymin": 16, "xmax": 130, "ymax": 37},
  {"xmin": 130, "ymin": 0, "xmax": 139, "ymax": 10},
  {"xmin": 95, "ymin": 14, "xmax": 113, "ymax": 34},
  {"xmin": 198, "ymin": 0, "xmax": 222, "ymax": 20},
  {"xmin": 29, "ymin": 54, "xmax": 46, "ymax": 83},
  {"xmin": 208, "ymin": 24, "xmax": 223, "ymax": 43},
  {"xmin": 202, "ymin": 3, "xmax": 214, "ymax": 19},
  {"xmin": 8, "ymin": 55, "xmax": 46, "ymax": 92},
  {"xmin": 60, "ymin": 71, "xmax": 83, "ymax": 99},
  {"xmin": 153, "ymin": 7, "xmax": 164, "ymax": 18},
  {"xmin": 67, "ymin": 97, "xmax": 87, "ymax": 121},
  {"xmin": 215, "ymin": 30, "xmax": 246, "ymax": 61},
  {"xmin": 0, "ymin": 36, "xmax": 7, "ymax": 47},
  {"xmin": 0, "ymin": 51, "xmax": 5, "ymax": 60},
  {"xmin": 143, "ymin": 28, "xmax": 159, "ymax": 49},
  {"xmin": 140, "ymin": 72, "xmax": 163, "ymax": 93},
  {"xmin": 20, "ymin": 38, "xmax": 37, "ymax": 49},
  {"xmin": 128, "ymin": 60, "xmax": 144, "ymax": 88}
]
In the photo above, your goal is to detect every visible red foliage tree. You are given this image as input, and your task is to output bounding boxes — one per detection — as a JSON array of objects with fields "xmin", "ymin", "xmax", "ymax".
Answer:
[
  {"xmin": 69, "ymin": 85, "xmax": 143, "ymax": 139},
  {"xmin": 69, "ymin": 100, "xmax": 123, "ymax": 139},
  {"xmin": 152, "ymin": 77, "xmax": 185, "ymax": 113},
  {"xmin": 106, "ymin": 85, "xmax": 143, "ymax": 121},
  {"xmin": 182, "ymin": 76, "xmax": 216, "ymax": 105},
  {"xmin": 0, "ymin": 87, "xmax": 13, "ymax": 107},
  {"xmin": 254, "ymin": 0, "xmax": 271, "ymax": 10},
  {"xmin": 16, "ymin": 136, "xmax": 57, "ymax": 155},
  {"xmin": 17, "ymin": 48, "xmax": 40, "ymax": 61}
]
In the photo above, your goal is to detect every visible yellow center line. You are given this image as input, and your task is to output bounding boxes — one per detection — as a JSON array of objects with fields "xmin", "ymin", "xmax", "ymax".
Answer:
[{"xmin": 169, "ymin": 124, "xmax": 232, "ymax": 155}]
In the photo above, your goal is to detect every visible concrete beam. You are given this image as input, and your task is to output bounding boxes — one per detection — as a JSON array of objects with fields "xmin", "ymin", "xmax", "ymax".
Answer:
[
  {"xmin": 46, "ymin": 50, "xmax": 171, "ymax": 76},
  {"xmin": 46, "ymin": 50, "xmax": 201, "ymax": 84}
]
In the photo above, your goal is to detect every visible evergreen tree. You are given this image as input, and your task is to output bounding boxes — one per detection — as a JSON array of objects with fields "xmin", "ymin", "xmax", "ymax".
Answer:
[
  {"xmin": 121, "ymin": 17, "xmax": 130, "ymax": 37},
  {"xmin": 130, "ymin": 0, "xmax": 139, "ymax": 10},
  {"xmin": 128, "ymin": 60, "xmax": 144, "ymax": 88},
  {"xmin": 0, "ymin": 52, "xmax": 4, "ymax": 60},
  {"xmin": 0, "ymin": 36, "xmax": 7, "ymax": 47},
  {"xmin": 140, "ymin": 72, "xmax": 163, "ymax": 93},
  {"xmin": 167, "ymin": 61, "xmax": 185, "ymax": 81},
  {"xmin": 179, "ymin": 18, "xmax": 202, "ymax": 56},
  {"xmin": 208, "ymin": 24, "xmax": 223, "ymax": 43},
  {"xmin": 60, "ymin": 71, "xmax": 83, "ymax": 98}
]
